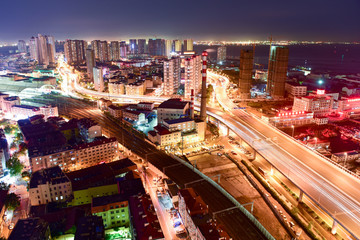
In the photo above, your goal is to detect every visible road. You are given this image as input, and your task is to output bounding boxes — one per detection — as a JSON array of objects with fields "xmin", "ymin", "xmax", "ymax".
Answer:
[
  {"xmin": 27, "ymin": 94, "xmax": 272, "ymax": 240},
  {"xmin": 207, "ymin": 71, "xmax": 360, "ymax": 239}
]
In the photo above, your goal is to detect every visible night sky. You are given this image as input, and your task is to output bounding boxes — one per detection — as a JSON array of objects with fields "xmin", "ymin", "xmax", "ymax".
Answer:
[{"xmin": 1, "ymin": 0, "xmax": 359, "ymax": 42}]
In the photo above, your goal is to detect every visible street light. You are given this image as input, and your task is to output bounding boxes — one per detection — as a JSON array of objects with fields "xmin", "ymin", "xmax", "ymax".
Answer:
[
  {"xmin": 314, "ymin": 137, "xmax": 318, "ymax": 148},
  {"xmin": 291, "ymin": 125, "xmax": 295, "ymax": 137}
]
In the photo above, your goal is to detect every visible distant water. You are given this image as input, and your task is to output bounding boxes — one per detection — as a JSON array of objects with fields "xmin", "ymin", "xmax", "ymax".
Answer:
[{"xmin": 194, "ymin": 44, "xmax": 360, "ymax": 75}]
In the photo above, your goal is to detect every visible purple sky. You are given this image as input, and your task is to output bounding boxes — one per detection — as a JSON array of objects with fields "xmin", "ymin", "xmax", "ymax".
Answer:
[{"xmin": 1, "ymin": 0, "xmax": 359, "ymax": 42}]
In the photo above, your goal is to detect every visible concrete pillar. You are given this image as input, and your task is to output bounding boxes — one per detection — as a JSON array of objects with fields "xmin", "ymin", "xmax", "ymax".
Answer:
[
  {"xmin": 331, "ymin": 220, "xmax": 338, "ymax": 235},
  {"xmin": 298, "ymin": 190, "xmax": 304, "ymax": 202}
]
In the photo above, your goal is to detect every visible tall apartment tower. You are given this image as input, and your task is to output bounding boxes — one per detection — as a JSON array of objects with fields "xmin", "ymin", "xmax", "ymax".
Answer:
[
  {"xmin": 165, "ymin": 40, "xmax": 172, "ymax": 58},
  {"xmin": 29, "ymin": 34, "xmax": 55, "ymax": 67},
  {"xmin": 109, "ymin": 41, "xmax": 120, "ymax": 61},
  {"xmin": 137, "ymin": 39, "xmax": 146, "ymax": 54},
  {"xmin": 91, "ymin": 40, "xmax": 109, "ymax": 62},
  {"xmin": 163, "ymin": 58, "xmax": 181, "ymax": 95},
  {"xmin": 64, "ymin": 40, "xmax": 87, "ymax": 65},
  {"xmin": 217, "ymin": 46, "xmax": 226, "ymax": 64},
  {"xmin": 183, "ymin": 39, "xmax": 193, "ymax": 52},
  {"xmin": 29, "ymin": 37, "xmax": 37, "ymax": 60},
  {"xmin": 86, "ymin": 48, "xmax": 95, "ymax": 80},
  {"xmin": 174, "ymin": 40, "xmax": 182, "ymax": 52},
  {"xmin": 184, "ymin": 55, "xmax": 202, "ymax": 99},
  {"xmin": 238, "ymin": 49, "xmax": 254, "ymax": 99},
  {"xmin": 148, "ymin": 39, "xmax": 165, "ymax": 56},
  {"xmin": 17, "ymin": 40, "xmax": 26, "ymax": 53},
  {"xmin": 267, "ymin": 46, "xmax": 289, "ymax": 98},
  {"xmin": 129, "ymin": 39, "xmax": 137, "ymax": 54},
  {"xmin": 119, "ymin": 41, "xmax": 127, "ymax": 58},
  {"xmin": 93, "ymin": 67, "xmax": 104, "ymax": 92}
]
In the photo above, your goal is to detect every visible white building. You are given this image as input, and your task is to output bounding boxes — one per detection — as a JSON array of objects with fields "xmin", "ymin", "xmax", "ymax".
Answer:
[
  {"xmin": 30, "ymin": 34, "xmax": 55, "ymax": 67},
  {"xmin": 93, "ymin": 67, "xmax": 104, "ymax": 92},
  {"xmin": 3, "ymin": 96, "xmax": 20, "ymax": 113},
  {"xmin": 285, "ymin": 82, "xmax": 307, "ymax": 97},
  {"xmin": 125, "ymin": 82, "xmax": 145, "ymax": 96},
  {"xmin": 108, "ymin": 82, "xmax": 125, "ymax": 95},
  {"xmin": 262, "ymin": 111, "xmax": 314, "ymax": 127},
  {"xmin": 184, "ymin": 55, "xmax": 202, "ymax": 99},
  {"xmin": 157, "ymin": 98, "xmax": 190, "ymax": 124},
  {"xmin": 163, "ymin": 58, "xmax": 181, "ymax": 95},
  {"xmin": 30, "ymin": 137, "xmax": 119, "ymax": 172},
  {"xmin": 78, "ymin": 118, "xmax": 102, "ymax": 142},
  {"xmin": 165, "ymin": 40, "xmax": 172, "ymax": 58},
  {"xmin": 292, "ymin": 95, "xmax": 333, "ymax": 117},
  {"xmin": 29, "ymin": 166, "xmax": 72, "ymax": 206},
  {"xmin": 337, "ymin": 97, "xmax": 360, "ymax": 118}
]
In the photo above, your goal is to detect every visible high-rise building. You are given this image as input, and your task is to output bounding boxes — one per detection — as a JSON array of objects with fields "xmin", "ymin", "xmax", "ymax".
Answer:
[
  {"xmin": 183, "ymin": 39, "xmax": 193, "ymax": 52},
  {"xmin": 238, "ymin": 49, "xmax": 254, "ymax": 99},
  {"xmin": 137, "ymin": 39, "xmax": 146, "ymax": 54},
  {"xmin": 109, "ymin": 41, "xmax": 120, "ymax": 61},
  {"xmin": 86, "ymin": 48, "xmax": 95, "ymax": 80},
  {"xmin": 163, "ymin": 58, "xmax": 181, "ymax": 95},
  {"xmin": 64, "ymin": 39, "xmax": 87, "ymax": 65},
  {"xmin": 129, "ymin": 39, "xmax": 137, "ymax": 54},
  {"xmin": 267, "ymin": 46, "xmax": 289, "ymax": 98},
  {"xmin": 217, "ymin": 46, "xmax": 226, "ymax": 64},
  {"xmin": 29, "ymin": 37, "xmax": 37, "ymax": 60},
  {"xmin": 148, "ymin": 39, "xmax": 165, "ymax": 56},
  {"xmin": 184, "ymin": 55, "xmax": 202, "ymax": 99},
  {"xmin": 93, "ymin": 67, "xmax": 104, "ymax": 92},
  {"xmin": 91, "ymin": 40, "xmax": 109, "ymax": 62},
  {"xmin": 120, "ymin": 41, "xmax": 127, "ymax": 58},
  {"xmin": 165, "ymin": 39, "xmax": 173, "ymax": 58},
  {"xmin": 17, "ymin": 40, "xmax": 26, "ymax": 53},
  {"xmin": 174, "ymin": 40, "xmax": 182, "ymax": 52},
  {"xmin": 29, "ymin": 34, "xmax": 55, "ymax": 67}
]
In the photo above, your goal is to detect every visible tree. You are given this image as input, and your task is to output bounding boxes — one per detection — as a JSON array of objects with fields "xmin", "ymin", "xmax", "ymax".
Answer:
[
  {"xmin": 4, "ymin": 193, "xmax": 20, "ymax": 211},
  {"xmin": 206, "ymin": 84, "xmax": 214, "ymax": 103},
  {"xmin": 6, "ymin": 156, "xmax": 24, "ymax": 176},
  {"xmin": 4, "ymin": 125, "xmax": 12, "ymax": 134}
]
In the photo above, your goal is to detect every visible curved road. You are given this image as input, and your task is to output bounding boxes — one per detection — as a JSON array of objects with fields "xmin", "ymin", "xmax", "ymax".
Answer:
[{"xmin": 207, "ymin": 71, "xmax": 360, "ymax": 239}]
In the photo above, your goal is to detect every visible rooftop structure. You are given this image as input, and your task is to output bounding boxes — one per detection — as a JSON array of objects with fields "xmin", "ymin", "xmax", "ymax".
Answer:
[{"xmin": 8, "ymin": 218, "xmax": 51, "ymax": 240}]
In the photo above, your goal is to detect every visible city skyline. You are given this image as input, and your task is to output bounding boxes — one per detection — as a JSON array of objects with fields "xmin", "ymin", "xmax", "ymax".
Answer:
[{"xmin": 1, "ymin": 0, "xmax": 359, "ymax": 42}]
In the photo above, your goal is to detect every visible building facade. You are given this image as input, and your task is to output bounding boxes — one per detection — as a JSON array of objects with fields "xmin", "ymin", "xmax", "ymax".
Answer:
[
  {"xmin": 163, "ymin": 58, "xmax": 181, "ymax": 95},
  {"xmin": 64, "ymin": 39, "xmax": 87, "ymax": 65},
  {"xmin": 184, "ymin": 55, "xmax": 202, "ymax": 99},
  {"xmin": 217, "ymin": 46, "xmax": 226, "ymax": 64},
  {"xmin": 238, "ymin": 49, "xmax": 254, "ymax": 99},
  {"xmin": 267, "ymin": 46, "xmax": 289, "ymax": 98}
]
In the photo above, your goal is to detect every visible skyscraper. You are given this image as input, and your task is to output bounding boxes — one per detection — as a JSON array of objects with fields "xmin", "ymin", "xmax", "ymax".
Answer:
[
  {"xmin": 165, "ymin": 40, "xmax": 173, "ymax": 58},
  {"xmin": 238, "ymin": 49, "xmax": 254, "ymax": 99},
  {"xmin": 217, "ymin": 46, "xmax": 226, "ymax": 64},
  {"xmin": 184, "ymin": 55, "xmax": 202, "ymax": 99},
  {"xmin": 148, "ymin": 39, "xmax": 165, "ymax": 56},
  {"xmin": 183, "ymin": 39, "xmax": 193, "ymax": 52},
  {"xmin": 267, "ymin": 46, "xmax": 289, "ymax": 98},
  {"xmin": 64, "ymin": 39, "xmax": 87, "ymax": 65},
  {"xmin": 129, "ymin": 39, "xmax": 137, "ymax": 54},
  {"xmin": 109, "ymin": 41, "xmax": 120, "ymax": 61},
  {"xmin": 137, "ymin": 39, "xmax": 146, "ymax": 54},
  {"xmin": 174, "ymin": 40, "xmax": 182, "ymax": 52},
  {"xmin": 93, "ymin": 67, "xmax": 104, "ymax": 92},
  {"xmin": 163, "ymin": 58, "xmax": 181, "ymax": 95},
  {"xmin": 120, "ymin": 41, "xmax": 127, "ymax": 58},
  {"xmin": 91, "ymin": 40, "xmax": 109, "ymax": 62},
  {"xmin": 86, "ymin": 48, "xmax": 95, "ymax": 80},
  {"xmin": 29, "ymin": 34, "xmax": 55, "ymax": 67},
  {"xmin": 29, "ymin": 37, "xmax": 37, "ymax": 60},
  {"xmin": 17, "ymin": 40, "xmax": 26, "ymax": 53}
]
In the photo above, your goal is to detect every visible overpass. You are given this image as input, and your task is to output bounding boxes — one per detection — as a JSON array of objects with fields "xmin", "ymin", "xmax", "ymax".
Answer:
[{"xmin": 206, "ymin": 71, "xmax": 360, "ymax": 239}]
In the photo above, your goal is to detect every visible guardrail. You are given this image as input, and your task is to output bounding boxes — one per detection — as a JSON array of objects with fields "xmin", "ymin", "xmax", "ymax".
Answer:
[
  {"xmin": 169, "ymin": 154, "xmax": 276, "ymax": 240},
  {"xmin": 209, "ymin": 70, "xmax": 360, "ymax": 181}
]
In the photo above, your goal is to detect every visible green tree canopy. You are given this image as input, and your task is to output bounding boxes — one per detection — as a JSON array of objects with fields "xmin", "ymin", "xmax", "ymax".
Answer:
[
  {"xmin": 4, "ymin": 193, "xmax": 20, "ymax": 211},
  {"xmin": 6, "ymin": 156, "xmax": 24, "ymax": 176}
]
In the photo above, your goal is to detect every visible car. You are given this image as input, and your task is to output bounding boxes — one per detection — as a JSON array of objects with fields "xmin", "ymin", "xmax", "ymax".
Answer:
[
  {"xmin": 217, "ymin": 153, "xmax": 222, "ymax": 156},
  {"xmin": 289, "ymin": 221, "xmax": 295, "ymax": 227}
]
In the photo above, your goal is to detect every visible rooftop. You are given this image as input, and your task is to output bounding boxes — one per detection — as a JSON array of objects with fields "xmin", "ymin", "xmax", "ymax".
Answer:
[
  {"xmin": 92, "ymin": 194, "xmax": 127, "ymax": 208},
  {"xmin": 154, "ymin": 125, "xmax": 172, "ymax": 135},
  {"xmin": 8, "ymin": 218, "xmax": 49, "ymax": 240},
  {"xmin": 75, "ymin": 215, "xmax": 104, "ymax": 240},
  {"xmin": 12, "ymin": 104, "xmax": 40, "ymax": 111},
  {"xmin": 158, "ymin": 98, "xmax": 189, "ymax": 110},
  {"xmin": 30, "ymin": 166, "xmax": 70, "ymax": 189},
  {"xmin": 164, "ymin": 117, "xmax": 193, "ymax": 125}
]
